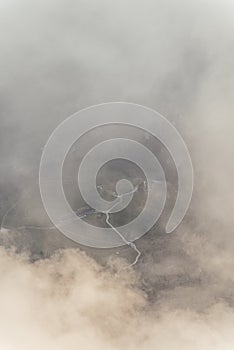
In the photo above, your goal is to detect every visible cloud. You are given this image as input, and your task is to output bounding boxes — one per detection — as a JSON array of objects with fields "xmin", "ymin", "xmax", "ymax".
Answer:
[
  {"xmin": 0, "ymin": 243, "xmax": 234, "ymax": 350},
  {"xmin": 1, "ymin": 0, "xmax": 234, "ymax": 348}
]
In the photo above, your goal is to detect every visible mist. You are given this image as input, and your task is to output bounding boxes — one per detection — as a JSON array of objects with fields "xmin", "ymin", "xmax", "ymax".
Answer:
[{"xmin": 1, "ymin": 0, "xmax": 234, "ymax": 349}]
